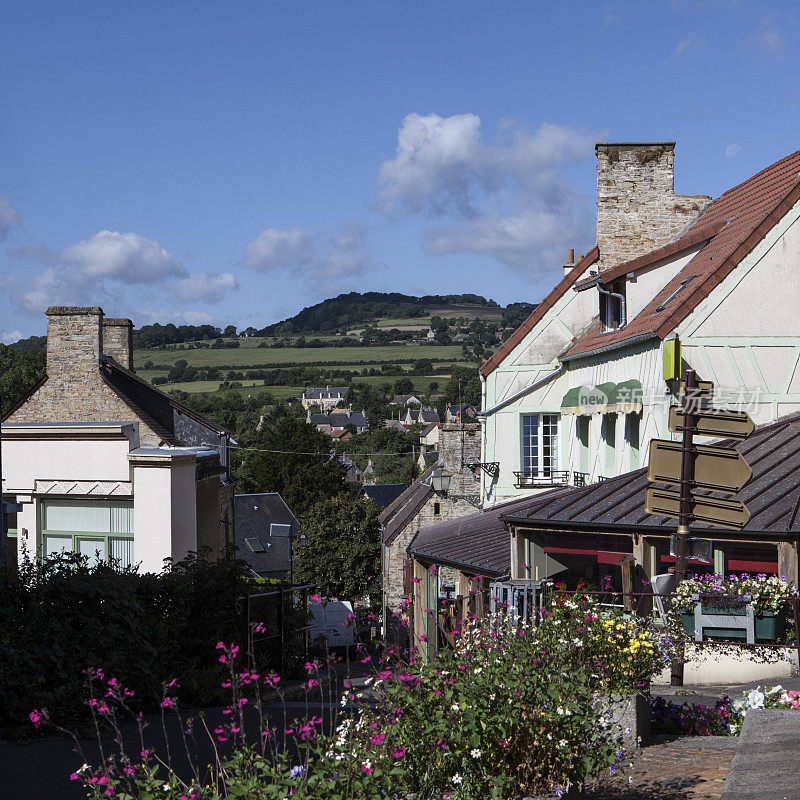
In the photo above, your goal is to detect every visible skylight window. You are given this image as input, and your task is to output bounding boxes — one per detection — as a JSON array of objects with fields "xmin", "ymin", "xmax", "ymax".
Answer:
[
  {"xmin": 246, "ymin": 537, "xmax": 267, "ymax": 553},
  {"xmin": 655, "ymin": 276, "xmax": 696, "ymax": 312}
]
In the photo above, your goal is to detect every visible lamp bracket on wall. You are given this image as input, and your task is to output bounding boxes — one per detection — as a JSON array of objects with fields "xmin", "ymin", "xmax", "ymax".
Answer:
[{"xmin": 465, "ymin": 462, "xmax": 500, "ymax": 479}]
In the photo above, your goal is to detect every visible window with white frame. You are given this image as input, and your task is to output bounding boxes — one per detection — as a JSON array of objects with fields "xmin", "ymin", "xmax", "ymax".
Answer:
[
  {"xmin": 41, "ymin": 499, "xmax": 134, "ymax": 567},
  {"xmin": 521, "ymin": 414, "xmax": 559, "ymax": 477}
]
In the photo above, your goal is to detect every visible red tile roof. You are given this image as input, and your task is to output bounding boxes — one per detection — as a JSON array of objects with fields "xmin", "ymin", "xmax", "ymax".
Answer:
[
  {"xmin": 479, "ymin": 247, "xmax": 600, "ymax": 377},
  {"xmin": 563, "ymin": 148, "xmax": 800, "ymax": 360}
]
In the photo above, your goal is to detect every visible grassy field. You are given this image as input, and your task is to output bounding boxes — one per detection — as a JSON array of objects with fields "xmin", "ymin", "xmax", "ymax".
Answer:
[
  {"xmin": 133, "ymin": 342, "xmax": 467, "ymax": 369},
  {"xmin": 159, "ymin": 374, "xmax": 447, "ymax": 399}
]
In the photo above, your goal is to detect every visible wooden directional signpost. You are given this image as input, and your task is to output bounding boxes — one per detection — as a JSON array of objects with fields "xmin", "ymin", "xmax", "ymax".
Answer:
[{"xmin": 645, "ymin": 369, "xmax": 755, "ymax": 684}]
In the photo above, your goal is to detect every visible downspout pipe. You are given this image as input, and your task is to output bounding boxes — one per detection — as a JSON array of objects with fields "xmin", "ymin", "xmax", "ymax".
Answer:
[{"xmin": 597, "ymin": 283, "xmax": 626, "ymax": 329}]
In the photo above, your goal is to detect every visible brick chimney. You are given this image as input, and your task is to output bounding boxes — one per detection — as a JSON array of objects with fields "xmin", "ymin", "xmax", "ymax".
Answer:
[
  {"xmin": 102, "ymin": 318, "xmax": 134, "ymax": 370},
  {"xmin": 46, "ymin": 306, "xmax": 103, "ymax": 380},
  {"xmin": 595, "ymin": 143, "xmax": 712, "ymax": 271}
]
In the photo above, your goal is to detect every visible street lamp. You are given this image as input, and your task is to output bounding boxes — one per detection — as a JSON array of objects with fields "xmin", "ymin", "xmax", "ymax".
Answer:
[{"xmin": 430, "ymin": 468, "xmax": 452, "ymax": 495}]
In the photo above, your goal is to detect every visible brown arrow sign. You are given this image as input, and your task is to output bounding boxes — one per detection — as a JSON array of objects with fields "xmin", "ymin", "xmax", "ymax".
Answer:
[
  {"xmin": 647, "ymin": 439, "xmax": 753, "ymax": 494},
  {"xmin": 645, "ymin": 486, "xmax": 751, "ymax": 529},
  {"xmin": 668, "ymin": 406, "xmax": 755, "ymax": 440}
]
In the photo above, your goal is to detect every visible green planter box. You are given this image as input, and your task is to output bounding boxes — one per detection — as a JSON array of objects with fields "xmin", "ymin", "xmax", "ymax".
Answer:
[{"xmin": 681, "ymin": 607, "xmax": 786, "ymax": 641}]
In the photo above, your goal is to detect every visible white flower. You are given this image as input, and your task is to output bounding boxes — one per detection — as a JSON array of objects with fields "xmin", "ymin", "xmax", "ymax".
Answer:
[
  {"xmin": 556, "ymin": 706, "xmax": 565, "ymax": 715},
  {"xmin": 163, "ymin": 785, "xmax": 171, "ymax": 792},
  {"xmin": 451, "ymin": 703, "xmax": 460, "ymax": 711},
  {"xmin": 747, "ymin": 689, "xmax": 765, "ymax": 709},
  {"xmin": 452, "ymin": 773, "xmax": 463, "ymax": 784},
  {"xmin": 80, "ymin": 764, "xmax": 90, "ymax": 772},
  {"xmin": 363, "ymin": 759, "xmax": 372, "ymax": 770},
  {"xmin": 559, "ymin": 739, "xmax": 568, "ymax": 747},
  {"xmin": 470, "ymin": 748, "xmax": 482, "ymax": 758}
]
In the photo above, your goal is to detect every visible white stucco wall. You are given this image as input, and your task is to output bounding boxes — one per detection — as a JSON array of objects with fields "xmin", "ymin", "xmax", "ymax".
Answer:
[
  {"xmin": 130, "ymin": 454, "xmax": 198, "ymax": 572},
  {"xmin": 678, "ymin": 198, "xmax": 800, "ymax": 426}
]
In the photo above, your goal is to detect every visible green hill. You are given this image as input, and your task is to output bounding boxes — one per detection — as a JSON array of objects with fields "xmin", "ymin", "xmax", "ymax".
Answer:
[{"xmin": 257, "ymin": 291, "xmax": 503, "ymax": 336}]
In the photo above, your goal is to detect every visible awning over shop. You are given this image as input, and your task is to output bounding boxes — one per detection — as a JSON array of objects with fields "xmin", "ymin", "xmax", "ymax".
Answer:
[
  {"xmin": 559, "ymin": 380, "xmax": 643, "ymax": 415},
  {"xmin": 608, "ymin": 379, "xmax": 643, "ymax": 414},
  {"xmin": 560, "ymin": 382, "xmax": 615, "ymax": 415}
]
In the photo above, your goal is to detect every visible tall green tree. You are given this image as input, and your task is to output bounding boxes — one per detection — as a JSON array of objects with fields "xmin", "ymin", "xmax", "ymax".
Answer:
[
  {"xmin": 0, "ymin": 344, "xmax": 45, "ymax": 417},
  {"xmin": 294, "ymin": 495, "xmax": 381, "ymax": 602},
  {"xmin": 236, "ymin": 417, "xmax": 346, "ymax": 514}
]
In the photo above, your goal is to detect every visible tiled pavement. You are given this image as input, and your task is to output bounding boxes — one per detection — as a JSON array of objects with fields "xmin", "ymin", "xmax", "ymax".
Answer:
[{"xmin": 585, "ymin": 737, "xmax": 737, "ymax": 800}]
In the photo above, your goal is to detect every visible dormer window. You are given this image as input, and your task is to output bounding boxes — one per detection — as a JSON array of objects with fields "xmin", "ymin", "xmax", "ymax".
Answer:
[{"xmin": 600, "ymin": 279, "xmax": 626, "ymax": 331}]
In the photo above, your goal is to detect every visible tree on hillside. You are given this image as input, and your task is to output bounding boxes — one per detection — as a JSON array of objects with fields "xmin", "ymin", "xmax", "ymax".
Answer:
[
  {"xmin": 393, "ymin": 376, "xmax": 414, "ymax": 396},
  {"xmin": 223, "ymin": 325, "xmax": 237, "ymax": 337},
  {"xmin": 236, "ymin": 417, "xmax": 346, "ymax": 513},
  {"xmin": 294, "ymin": 495, "xmax": 381, "ymax": 602},
  {"xmin": 0, "ymin": 344, "xmax": 46, "ymax": 417}
]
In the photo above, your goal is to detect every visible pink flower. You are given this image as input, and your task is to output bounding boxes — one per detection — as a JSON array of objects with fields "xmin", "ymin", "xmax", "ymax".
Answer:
[
  {"xmin": 310, "ymin": 593, "xmax": 321, "ymax": 603},
  {"xmin": 29, "ymin": 709, "xmax": 46, "ymax": 728},
  {"xmin": 392, "ymin": 748, "xmax": 406, "ymax": 758},
  {"xmin": 361, "ymin": 764, "xmax": 373, "ymax": 774},
  {"xmin": 370, "ymin": 732, "xmax": 385, "ymax": 745},
  {"xmin": 160, "ymin": 697, "xmax": 176, "ymax": 709}
]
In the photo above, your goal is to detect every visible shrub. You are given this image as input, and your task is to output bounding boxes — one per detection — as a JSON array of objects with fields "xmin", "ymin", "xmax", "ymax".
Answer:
[{"xmin": 0, "ymin": 552, "xmax": 253, "ymax": 732}]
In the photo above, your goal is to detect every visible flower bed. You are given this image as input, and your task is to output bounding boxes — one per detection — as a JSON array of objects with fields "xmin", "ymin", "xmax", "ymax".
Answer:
[
  {"xmin": 650, "ymin": 685, "xmax": 800, "ymax": 737},
  {"xmin": 32, "ymin": 592, "xmax": 675, "ymax": 799}
]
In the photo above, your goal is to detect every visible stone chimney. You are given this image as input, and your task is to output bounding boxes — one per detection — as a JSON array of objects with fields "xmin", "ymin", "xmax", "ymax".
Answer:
[
  {"xmin": 46, "ymin": 306, "xmax": 103, "ymax": 381},
  {"xmin": 102, "ymin": 318, "xmax": 134, "ymax": 370},
  {"xmin": 595, "ymin": 143, "xmax": 712, "ymax": 271},
  {"xmin": 439, "ymin": 422, "xmax": 481, "ymax": 495}
]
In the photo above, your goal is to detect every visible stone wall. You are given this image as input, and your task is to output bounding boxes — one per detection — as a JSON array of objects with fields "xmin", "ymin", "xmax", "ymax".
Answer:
[
  {"xmin": 596, "ymin": 143, "xmax": 712, "ymax": 271},
  {"xmin": 102, "ymin": 318, "xmax": 134, "ymax": 369},
  {"xmin": 384, "ymin": 422, "xmax": 484, "ymax": 622},
  {"xmin": 7, "ymin": 307, "xmax": 161, "ymax": 440}
]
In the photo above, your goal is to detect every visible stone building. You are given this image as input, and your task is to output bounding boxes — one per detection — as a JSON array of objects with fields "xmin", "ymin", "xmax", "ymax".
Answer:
[
  {"xmin": 378, "ymin": 422, "xmax": 481, "ymax": 643},
  {"xmin": 2, "ymin": 306, "xmax": 234, "ymax": 572}
]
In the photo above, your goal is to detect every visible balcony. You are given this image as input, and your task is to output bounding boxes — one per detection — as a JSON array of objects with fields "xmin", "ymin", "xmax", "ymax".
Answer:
[{"xmin": 513, "ymin": 469, "xmax": 570, "ymax": 489}]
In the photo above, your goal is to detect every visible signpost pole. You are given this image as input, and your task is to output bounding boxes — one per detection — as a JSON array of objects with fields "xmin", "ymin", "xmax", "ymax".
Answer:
[{"xmin": 672, "ymin": 369, "xmax": 698, "ymax": 686}]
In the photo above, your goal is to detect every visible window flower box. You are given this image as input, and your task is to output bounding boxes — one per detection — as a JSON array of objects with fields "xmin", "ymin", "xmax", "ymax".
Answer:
[{"xmin": 680, "ymin": 606, "xmax": 786, "ymax": 642}]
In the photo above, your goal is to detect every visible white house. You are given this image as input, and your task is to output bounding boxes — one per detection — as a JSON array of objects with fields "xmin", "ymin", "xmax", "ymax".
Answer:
[
  {"xmin": 479, "ymin": 142, "xmax": 800, "ymax": 507},
  {"xmin": 1, "ymin": 306, "xmax": 234, "ymax": 573},
  {"xmin": 301, "ymin": 386, "xmax": 349, "ymax": 412}
]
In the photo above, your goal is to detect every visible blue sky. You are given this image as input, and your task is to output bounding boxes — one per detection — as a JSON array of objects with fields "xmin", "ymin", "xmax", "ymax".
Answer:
[{"xmin": 1, "ymin": 0, "xmax": 799, "ymax": 339}]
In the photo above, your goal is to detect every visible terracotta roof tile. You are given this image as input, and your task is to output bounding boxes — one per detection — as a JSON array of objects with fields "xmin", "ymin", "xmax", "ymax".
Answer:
[{"xmin": 563, "ymin": 149, "xmax": 800, "ymax": 360}]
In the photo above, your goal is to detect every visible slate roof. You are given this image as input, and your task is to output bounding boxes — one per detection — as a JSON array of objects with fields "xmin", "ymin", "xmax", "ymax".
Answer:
[
  {"xmin": 358, "ymin": 483, "xmax": 408, "ymax": 509},
  {"xmin": 479, "ymin": 248, "xmax": 598, "ymax": 377},
  {"xmin": 407, "ymin": 409, "xmax": 440, "ymax": 424},
  {"xmin": 378, "ymin": 464, "xmax": 437, "ymax": 544},
  {"xmin": 329, "ymin": 411, "xmax": 368, "ymax": 428},
  {"xmin": 563, "ymin": 148, "xmax": 800, "ymax": 361},
  {"xmin": 303, "ymin": 387, "xmax": 349, "ymax": 399},
  {"xmin": 501, "ymin": 412, "xmax": 800, "ymax": 539},
  {"xmin": 100, "ymin": 356, "xmax": 226, "ymax": 445},
  {"xmin": 234, "ymin": 493, "xmax": 299, "ymax": 575},
  {"xmin": 408, "ymin": 489, "xmax": 570, "ymax": 577}
]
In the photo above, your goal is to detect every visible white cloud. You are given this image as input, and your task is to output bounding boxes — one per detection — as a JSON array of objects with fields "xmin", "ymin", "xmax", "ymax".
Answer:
[
  {"xmin": 377, "ymin": 113, "xmax": 598, "ymax": 273},
  {"xmin": 244, "ymin": 227, "xmax": 314, "ymax": 271},
  {"xmin": 725, "ymin": 143, "xmax": 743, "ymax": 158},
  {"xmin": 752, "ymin": 29, "xmax": 785, "ymax": 61},
  {"xmin": 0, "ymin": 196, "xmax": 21, "ymax": 241},
  {"xmin": 60, "ymin": 230, "xmax": 186, "ymax": 283},
  {"xmin": 175, "ymin": 271, "xmax": 239, "ymax": 302},
  {"xmin": 17, "ymin": 267, "xmax": 101, "ymax": 315},
  {"xmin": 243, "ymin": 223, "xmax": 376, "ymax": 293},
  {"xmin": 0, "ymin": 329, "xmax": 23, "ymax": 345},
  {"xmin": 671, "ymin": 35, "xmax": 704, "ymax": 59}
]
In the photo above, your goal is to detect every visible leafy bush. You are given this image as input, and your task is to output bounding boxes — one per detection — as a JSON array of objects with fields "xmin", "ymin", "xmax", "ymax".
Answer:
[
  {"xmin": 650, "ymin": 695, "xmax": 735, "ymax": 736},
  {"xmin": 46, "ymin": 591, "xmax": 681, "ymax": 799},
  {"xmin": 0, "ymin": 552, "xmax": 252, "ymax": 732}
]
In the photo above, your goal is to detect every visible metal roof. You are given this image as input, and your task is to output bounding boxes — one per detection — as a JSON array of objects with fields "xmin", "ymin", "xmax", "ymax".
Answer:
[
  {"xmin": 501, "ymin": 412, "xmax": 800, "ymax": 539},
  {"xmin": 409, "ymin": 488, "xmax": 571, "ymax": 576}
]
